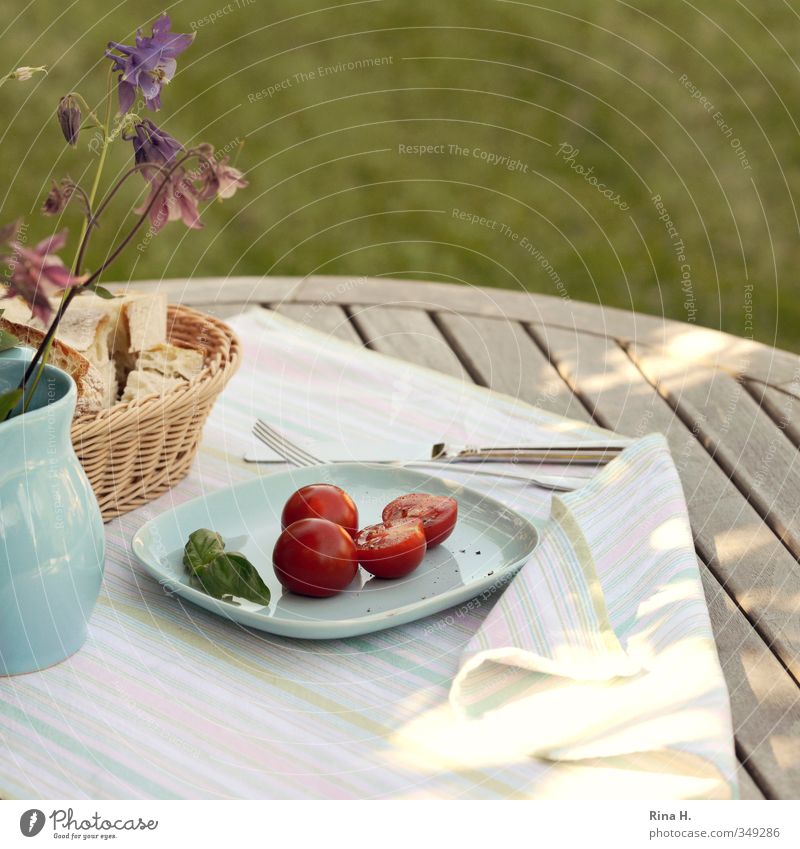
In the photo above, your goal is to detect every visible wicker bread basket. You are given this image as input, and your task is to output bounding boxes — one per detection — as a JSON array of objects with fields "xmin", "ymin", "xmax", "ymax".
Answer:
[{"xmin": 71, "ymin": 303, "xmax": 240, "ymax": 521}]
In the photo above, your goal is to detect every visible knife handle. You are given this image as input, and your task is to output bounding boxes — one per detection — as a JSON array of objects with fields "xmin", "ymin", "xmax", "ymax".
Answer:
[{"xmin": 443, "ymin": 445, "xmax": 627, "ymax": 465}]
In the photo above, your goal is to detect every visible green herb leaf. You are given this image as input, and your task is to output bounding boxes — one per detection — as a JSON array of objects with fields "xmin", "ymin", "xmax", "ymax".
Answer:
[
  {"xmin": 89, "ymin": 285, "xmax": 116, "ymax": 300},
  {"xmin": 192, "ymin": 551, "xmax": 271, "ymax": 605},
  {"xmin": 0, "ymin": 328, "xmax": 19, "ymax": 352},
  {"xmin": 182, "ymin": 529, "xmax": 270, "ymax": 605},
  {"xmin": 0, "ymin": 388, "xmax": 23, "ymax": 421},
  {"xmin": 182, "ymin": 528, "xmax": 225, "ymax": 572}
]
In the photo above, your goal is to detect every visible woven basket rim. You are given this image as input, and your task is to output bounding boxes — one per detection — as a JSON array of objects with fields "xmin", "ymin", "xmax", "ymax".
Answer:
[{"xmin": 73, "ymin": 303, "xmax": 240, "ymax": 426}]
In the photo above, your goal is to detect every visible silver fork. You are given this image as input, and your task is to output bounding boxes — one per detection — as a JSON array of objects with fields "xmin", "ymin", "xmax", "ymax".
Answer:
[{"xmin": 252, "ymin": 419, "xmax": 579, "ymax": 492}]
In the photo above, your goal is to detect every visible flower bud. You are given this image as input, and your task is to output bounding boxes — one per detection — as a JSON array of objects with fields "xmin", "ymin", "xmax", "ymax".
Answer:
[
  {"xmin": 7, "ymin": 65, "xmax": 47, "ymax": 81},
  {"xmin": 57, "ymin": 95, "xmax": 81, "ymax": 146},
  {"xmin": 42, "ymin": 180, "xmax": 70, "ymax": 216}
]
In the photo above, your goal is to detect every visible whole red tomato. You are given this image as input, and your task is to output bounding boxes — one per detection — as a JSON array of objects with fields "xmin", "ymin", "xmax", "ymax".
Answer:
[
  {"xmin": 356, "ymin": 518, "xmax": 427, "ymax": 579},
  {"xmin": 382, "ymin": 493, "xmax": 458, "ymax": 547},
  {"xmin": 281, "ymin": 484, "xmax": 359, "ymax": 538},
  {"xmin": 273, "ymin": 518, "xmax": 358, "ymax": 597}
]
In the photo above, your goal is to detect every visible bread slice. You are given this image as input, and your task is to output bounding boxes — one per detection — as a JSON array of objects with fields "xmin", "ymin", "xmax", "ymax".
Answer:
[
  {"xmin": 0, "ymin": 316, "xmax": 104, "ymax": 414},
  {"xmin": 121, "ymin": 342, "xmax": 205, "ymax": 403},
  {"xmin": 121, "ymin": 292, "xmax": 167, "ymax": 353},
  {"xmin": 97, "ymin": 360, "xmax": 118, "ymax": 410},
  {"xmin": 121, "ymin": 368, "xmax": 183, "ymax": 403},
  {"xmin": 53, "ymin": 300, "xmax": 113, "ymax": 361},
  {"xmin": 1, "ymin": 290, "xmax": 168, "ymax": 407},
  {"xmin": 135, "ymin": 343, "xmax": 204, "ymax": 381}
]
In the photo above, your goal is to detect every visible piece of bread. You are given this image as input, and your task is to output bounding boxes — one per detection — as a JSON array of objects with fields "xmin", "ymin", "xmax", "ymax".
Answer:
[
  {"xmin": 2, "ymin": 290, "xmax": 168, "ymax": 407},
  {"xmin": 97, "ymin": 360, "xmax": 119, "ymax": 410},
  {"xmin": 120, "ymin": 343, "xmax": 205, "ymax": 403},
  {"xmin": 52, "ymin": 300, "xmax": 112, "ymax": 361},
  {"xmin": 0, "ymin": 316, "xmax": 104, "ymax": 414},
  {"xmin": 120, "ymin": 368, "xmax": 184, "ymax": 403},
  {"xmin": 120, "ymin": 292, "xmax": 167, "ymax": 354},
  {"xmin": 135, "ymin": 343, "xmax": 204, "ymax": 381}
]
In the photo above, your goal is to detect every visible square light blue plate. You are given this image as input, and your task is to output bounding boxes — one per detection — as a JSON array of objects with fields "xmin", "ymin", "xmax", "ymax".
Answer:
[{"xmin": 131, "ymin": 464, "xmax": 539, "ymax": 639}]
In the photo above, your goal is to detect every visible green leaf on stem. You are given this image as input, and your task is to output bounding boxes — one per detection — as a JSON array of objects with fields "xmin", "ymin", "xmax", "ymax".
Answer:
[
  {"xmin": 182, "ymin": 529, "xmax": 270, "ymax": 605},
  {"xmin": 0, "ymin": 328, "xmax": 19, "ymax": 352},
  {"xmin": 88, "ymin": 285, "xmax": 116, "ymax": 300},
  {"xmin": 0, "ymin": 388, "xmax": 23, "ymax": 421}
]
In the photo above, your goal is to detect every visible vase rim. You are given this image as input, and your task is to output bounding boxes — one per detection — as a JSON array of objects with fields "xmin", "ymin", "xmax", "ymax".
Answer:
[{"xmin": 0, "ymin": 351, "xmax": 76, "ymax": 428}]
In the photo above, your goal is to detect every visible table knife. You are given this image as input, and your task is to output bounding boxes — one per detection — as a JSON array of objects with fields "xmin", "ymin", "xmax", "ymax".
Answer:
[{"xmin": 244, "ymin": 438, "xmax": 630, "ymax": 465}]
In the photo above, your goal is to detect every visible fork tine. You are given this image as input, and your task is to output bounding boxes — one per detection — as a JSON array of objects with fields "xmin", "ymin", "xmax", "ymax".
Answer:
[
  {"xmin": 252, "ymin": 423, "xmax": 310, "ymax": 467},
  {"xmin": 252, "ymin": 422, "xmax": 306, "ymax": 467},
  {"xmin": 254, "ymin": 421, "xmax": 322, "ymax": 466},
  {"xmin": 252, "ymin": 420, "xmax": 323, "ymax": 467}
]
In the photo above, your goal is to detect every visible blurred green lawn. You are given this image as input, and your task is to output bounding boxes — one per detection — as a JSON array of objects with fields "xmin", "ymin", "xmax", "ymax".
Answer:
[{"xmin": 2, "ymin": 0, "xmax": 798, "ymax": 350}]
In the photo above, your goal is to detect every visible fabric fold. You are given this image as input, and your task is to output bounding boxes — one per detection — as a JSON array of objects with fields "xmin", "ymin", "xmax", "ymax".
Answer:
[{"xmin": 448, "ymin": 434, "xmax": 737, "ymax": 793}]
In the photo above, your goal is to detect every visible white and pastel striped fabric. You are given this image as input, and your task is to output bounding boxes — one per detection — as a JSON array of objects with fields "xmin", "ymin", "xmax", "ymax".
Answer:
[{"xmin": 0, "ymin": 308, "xmax": 737, "ymax": 799}]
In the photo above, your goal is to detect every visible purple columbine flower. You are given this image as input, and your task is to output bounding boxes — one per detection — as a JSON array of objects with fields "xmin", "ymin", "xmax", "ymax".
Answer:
[
  {"xmin": 192, "ymin": 144, "xmax": 249, "ymax": 201},
  {"xmin": 124, "ymin": 119, "xmax": 200, "ymax": 232},
  {"xmin": 1, "ymin": 226, "xmax": 84, "ymax": 323},
  {"xmin": 42, "ymin": 180, "xmax": 70, "ymax": 216},
  {"xmin": 137, "ymin": 173, "xmax": 203, "ymax": 233},
  {"xmin": 105, "ymin": 14, "xmax": 195, "ymax": 113},
  {"xmin": 127, "ymin": 119, "xmax": 184, "ymax": 178}
]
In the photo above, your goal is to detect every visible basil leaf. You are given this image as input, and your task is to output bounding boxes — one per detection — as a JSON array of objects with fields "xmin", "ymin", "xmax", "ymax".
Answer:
[
  {"xmin": 192, "ymin": 551, "xmax": 271, "ymax": 605},
  {"xmin": 90, "ymin": 285, "xmax": 116, "ymax": 300},
  {"xmin": 182, "ymin": 528, "xmax": 225, "ymax": 572},
  {"xmin": 0, "ymin": 328, "xmax": 19, "ymax": 352},
  {"xmin": 0, "ymin": 388, "xmax": 22, "ymax": 421}
]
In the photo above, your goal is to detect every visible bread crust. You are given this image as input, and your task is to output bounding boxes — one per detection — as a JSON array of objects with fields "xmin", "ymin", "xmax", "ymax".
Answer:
[{"xmin": 0, "ymin": 316, "xmax": 104, "ymax": 413}]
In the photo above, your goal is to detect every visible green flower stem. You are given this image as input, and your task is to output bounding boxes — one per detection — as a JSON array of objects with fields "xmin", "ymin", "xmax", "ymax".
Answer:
[
  {"xmin": 10, "ymin": 149, "xmax": 207, "ymax": 419},
  {"xmin": 74, "ymin": 67, "xmax": 115, "ymax": 267},
  {"xmin": 20, "ymin": 69, "xmax": 115, "ymax": 412}
]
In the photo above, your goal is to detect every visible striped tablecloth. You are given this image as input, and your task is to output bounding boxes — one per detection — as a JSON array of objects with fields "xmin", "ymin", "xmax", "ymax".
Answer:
[{"xmin": 0, "ymin": 308, "xmax": 736, "ymax": 799}]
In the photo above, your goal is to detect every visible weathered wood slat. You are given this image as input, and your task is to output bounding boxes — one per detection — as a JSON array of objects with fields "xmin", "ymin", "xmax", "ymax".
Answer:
[
  {"xmin": 193, "ymin": 302, "xmax": 250, "ymax": 319},
  {"xmin": 698, "ymin": 565, "xmax": 800, "ymax": 798},
  {"xmin": 433, "ymin": 313, "xmax": 593, "ymax": 423},
  {"xmin": 111, "ymin": 277, "xmax": 800, "ymax": 387},
  {"xmin": 292, "ymin": 275, "xmax": 800, "ymax": 386},
  {"xmin": 532, "ymin": 324, "xmax": 800, "ymax": 799},
  {"xmin": 271, "ymin": 303, "xmax": 362, "ymax": 344},
  {"xmin": 108, "ymin": 276, "xmax": 304, "ymax": 306},
  {"xmin": 347, "ymin": 305, "xmax": 468, "ymax": 380},
  {"xmin": 745, "ymin": 382, "xmax": 800, "ymax": 448},
  {"xmin": 779, "ymin": 379, "xmax": 800, "ymax": 398},
  {"xmin": 628, "ymin": 348, "xmax": 800, "ymax": 562}
]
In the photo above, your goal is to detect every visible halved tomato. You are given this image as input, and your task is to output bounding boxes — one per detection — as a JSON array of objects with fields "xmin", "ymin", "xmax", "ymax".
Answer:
[
  {"xmin": 381, "ymin": 493, "xmax": 458, "ymax": 548},
  {"xmin": 356, "ymin": 518, "xmax": 427, "ymax": 579}
]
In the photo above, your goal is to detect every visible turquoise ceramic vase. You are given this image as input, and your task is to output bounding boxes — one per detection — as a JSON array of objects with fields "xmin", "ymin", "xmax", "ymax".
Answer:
[{"xmin": 0, "ymin": 349, "xmax": 105, "ymax": 675}]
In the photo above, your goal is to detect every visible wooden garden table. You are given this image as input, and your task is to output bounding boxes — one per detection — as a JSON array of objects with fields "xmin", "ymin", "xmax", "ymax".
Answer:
[{"xmin": 126, "ymin": 274, "xmax": 800, "ymax": 800}]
